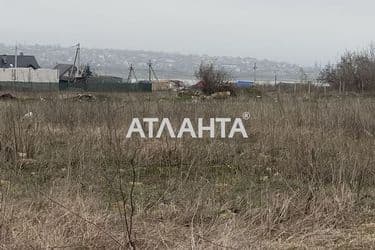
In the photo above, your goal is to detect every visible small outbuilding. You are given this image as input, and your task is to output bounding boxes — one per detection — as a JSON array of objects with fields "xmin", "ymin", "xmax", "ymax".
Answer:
[{"xmin": 53, "ymin": 64, "xmax": 78, "ymax": 80}]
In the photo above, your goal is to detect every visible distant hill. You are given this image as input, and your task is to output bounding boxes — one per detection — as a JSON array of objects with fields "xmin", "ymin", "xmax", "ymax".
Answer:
[{"xmin": 0, "ymin": 43, "xmax": 319, "ymax": 81}]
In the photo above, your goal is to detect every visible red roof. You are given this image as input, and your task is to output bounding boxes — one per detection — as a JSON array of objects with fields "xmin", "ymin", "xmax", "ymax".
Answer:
[{"xmin": 191, "ymin": 80, "xmax": 205, "ymax": 89}]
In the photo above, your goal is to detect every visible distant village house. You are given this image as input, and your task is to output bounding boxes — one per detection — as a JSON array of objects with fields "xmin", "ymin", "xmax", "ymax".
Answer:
[{"xmin": 0, "ymin": 54, "xmax": 40, "ymax": 69}]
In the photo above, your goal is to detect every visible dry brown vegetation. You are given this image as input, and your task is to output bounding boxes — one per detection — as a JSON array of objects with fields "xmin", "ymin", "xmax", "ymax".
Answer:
[
  {"xmin": 319, "ymin": 45, "xmax": 375, "ymax": 92},
  {"xmin": 1, "ymin": 89, "xmax": 375, "ymax": 249}
]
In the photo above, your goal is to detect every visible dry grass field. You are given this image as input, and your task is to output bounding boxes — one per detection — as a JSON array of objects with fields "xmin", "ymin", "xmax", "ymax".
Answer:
[{"xmin": 1, "ymin": 89, "xmax": 375, "ymax": 249}]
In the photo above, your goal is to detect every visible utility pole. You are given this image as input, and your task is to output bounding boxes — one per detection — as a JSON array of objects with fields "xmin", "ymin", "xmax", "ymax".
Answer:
[
  {"xmin": 148, "ymin": 60, "xmax": 152, "ymax": 82},
  {"xmin": 14, "ymin": 44, "xmax": 18, "ymax": 68},
  {"xmin": 307, "ymin": 75, "xmax": 311, "ymax": 98},
  {"xmin": 70, "ymin": 43, "xmax": 81, "ymax": 82},
  {"xmin": 274, "ymin": 71, "xmax": 280, "ymax": 93},
  {"xmin": 274, "ymin": 71, "xmax": 277, "ymax": 85},
  {"xmin": 77, "ymin": 43, "xmax": 80, "ymax": 77},
  {"xmin": 253, "ymin": 62, "xmax": 257, "ymax": 84},
  {"xmin": 147, "ymin": 60, "xmax": 159, "ymax": 83},
  {"xmin": 13, "ymin": 44, "xmax": 18, "ymax": 83},
  {"xmin": 127, "ymin": 64, "xmax": 138, "ymax": 83}
]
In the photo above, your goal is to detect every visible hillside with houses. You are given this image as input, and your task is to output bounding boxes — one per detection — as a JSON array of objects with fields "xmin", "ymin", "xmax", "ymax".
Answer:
[{"xmin": 0, "ymin": 43, "xmax": 319, "ymax": 82}]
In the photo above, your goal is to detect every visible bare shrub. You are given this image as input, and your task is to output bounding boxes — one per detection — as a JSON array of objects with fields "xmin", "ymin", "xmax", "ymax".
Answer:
[
  {"xmin": 194, "ymin": 63, "xmax": 236, "ymax": 95},
  {"xmin": 319, "ymin": 45, "xmax": 375, "ymax": 92}
]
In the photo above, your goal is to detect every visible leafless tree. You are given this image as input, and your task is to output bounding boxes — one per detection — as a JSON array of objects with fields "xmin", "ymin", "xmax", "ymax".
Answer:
[
  {"xmin": 194, "ymin": 63, "xmax": 235, "ymax": 95},
  {"xmin": 319, "ymin": 46, "xmax": 375, "ymax": 92}
]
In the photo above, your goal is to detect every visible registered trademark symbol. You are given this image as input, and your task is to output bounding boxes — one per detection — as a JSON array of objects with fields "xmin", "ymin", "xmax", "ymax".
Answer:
[{"xmin": 242, "ymin": 112, "xmax": 251, "ymax": 120}]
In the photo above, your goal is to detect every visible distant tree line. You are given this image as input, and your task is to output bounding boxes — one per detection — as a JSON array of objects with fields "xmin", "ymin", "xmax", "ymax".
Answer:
[{"xmin": 319, "ymin": 45, "xmax": 375, "ymax": 92}]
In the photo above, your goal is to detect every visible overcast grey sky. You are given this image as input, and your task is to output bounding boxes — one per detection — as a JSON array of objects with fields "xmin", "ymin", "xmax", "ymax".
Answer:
[{"xmin": 1, "ymin": 0, "xmax": 374, "ymax": 66}]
